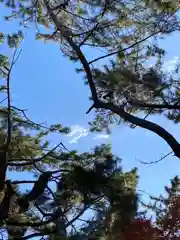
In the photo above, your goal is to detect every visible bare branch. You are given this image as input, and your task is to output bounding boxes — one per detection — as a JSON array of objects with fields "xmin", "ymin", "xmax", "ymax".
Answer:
[
  {"xmin": 97, "ymin": 101, "xmax": 180, "ymax": 158},
  {"xmin": 88, "ymin": 30, "xmax": 161, "ymax": 65},
  {"xmin": 11, "ymin": 106, "xmax": 50, "ymax": 129},
  {"xmin": 139, "ymin": 151, "xmax": 173, "ymax": 165},
  {"xmin": 128, "ymin": 100, "xmax": 180, "ymax": 110}
]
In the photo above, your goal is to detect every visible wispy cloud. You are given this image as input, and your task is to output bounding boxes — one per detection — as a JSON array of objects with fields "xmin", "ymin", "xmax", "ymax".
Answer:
[
  {"xmin": 93, "ymin": 134, "xmax": 109, "ymax": 140},
  {"xmin": 67, "ymin": 125, "xmax": 110, "ymax": 144},
  {"xmin": 67, "ymin": 125, "xmax": 89, "ymax": 144},
  {"xmin": 163, "ymin": 56, "xmax": 179, "ymax": 72}
]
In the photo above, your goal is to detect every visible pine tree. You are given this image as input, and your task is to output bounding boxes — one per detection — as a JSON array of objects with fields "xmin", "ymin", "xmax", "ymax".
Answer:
[
  {"xmin": 152, "ymin": 175, "xmax": 180, "ymax": 239},
  {"xmin": 0, "ymin": 38, "xmax": 139, "ymax": 239},
  {"xmin": 1, "ymin": 1, "xmax": 180, "ymax": 239},
  {"xmin": 103, "ymin": 176, "xmax": 180, "ymax": 240},
  {"xmin": 1, "ymin": 0, "xmax": 179, "ymax": 157}
]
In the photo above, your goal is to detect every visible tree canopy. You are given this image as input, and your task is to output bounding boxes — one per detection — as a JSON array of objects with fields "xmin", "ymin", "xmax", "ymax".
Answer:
[
  {"xmin": 2, "ymin": 0, "xmax": 179, "ymax": 156},
  {"xmin": 0, "ymin": 0, "xmax": 180, "ymax": 239}
]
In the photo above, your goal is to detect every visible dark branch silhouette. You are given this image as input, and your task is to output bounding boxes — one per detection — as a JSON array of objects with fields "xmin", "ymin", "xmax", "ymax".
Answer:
[{"xmin": 45, "ymin": 4, "xmax": 180, "ymax": 159}]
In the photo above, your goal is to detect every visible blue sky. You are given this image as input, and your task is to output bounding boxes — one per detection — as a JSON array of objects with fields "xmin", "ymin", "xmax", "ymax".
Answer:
[{"xmin": 0, "ymin": 4, "xmax": 180, "ymax": 211}]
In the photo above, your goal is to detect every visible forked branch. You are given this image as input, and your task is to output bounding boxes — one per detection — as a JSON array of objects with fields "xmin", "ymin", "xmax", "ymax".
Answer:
[{"xmin": 45, "ymin": 2, "xmax": 180, "ymax": 159}]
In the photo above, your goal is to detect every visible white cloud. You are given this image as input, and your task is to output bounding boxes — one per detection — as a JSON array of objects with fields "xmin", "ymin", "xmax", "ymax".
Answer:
[
  {"xmin": 93, "ymin": 134, "xmax": 109, "ymax": 140},
  {"xmin": 163, "ymin": 56, "xmax": 179, "ymax": 72},
  {"xmin": 67, "ymin": 125, "xmax": 89, "ymax": 144},
  {"xmin": 67, "ymin": 125, "xmax": 109, "ymax": 144}
]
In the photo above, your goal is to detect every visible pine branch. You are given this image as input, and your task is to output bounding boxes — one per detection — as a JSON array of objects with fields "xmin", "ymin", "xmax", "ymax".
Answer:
[
  {"xmin": 128, "ymin": 100, "xmax": 180, "ymax": 110},
  {"xmin": 45, "ymin": 3, "xmax": 180, "ymax": 159},
  {"xmin": 45, "ymin": 1, "xmax": 98, "ymax": 104},
  {"xmin": 18, "ymin": 171, "xmax": 52, "ymax": 212},
  {"xmin": 8, "ymin": 142, "xmax": 63, "ymax": 166}
]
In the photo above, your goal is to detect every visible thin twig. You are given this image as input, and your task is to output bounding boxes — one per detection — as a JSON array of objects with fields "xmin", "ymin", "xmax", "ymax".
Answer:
[
  {"xmin": 139, "ymin": 151, "xmax": 173, "ymax": 165},
  {"xmin": 131, "ymin": 108, "xmax": 153, "ymax": 129},
  {"xmin": 0, "ymin": 97, "xmax": 8, "ymax": 104},
  {"xmin": 11, "ymin": 105, "xmax": 50, "ymax": 129},
  {"xmin": 88, "ymin": 30, "xmax": 161, "ymax": 65}
]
